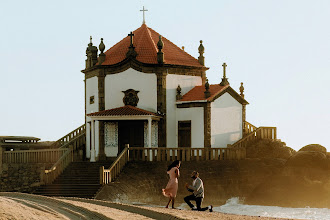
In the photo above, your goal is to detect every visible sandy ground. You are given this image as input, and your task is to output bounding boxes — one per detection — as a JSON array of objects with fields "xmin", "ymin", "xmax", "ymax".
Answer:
[{"xmin": 0, "ymin": 193, "xmax": 291, "ymax": 220}]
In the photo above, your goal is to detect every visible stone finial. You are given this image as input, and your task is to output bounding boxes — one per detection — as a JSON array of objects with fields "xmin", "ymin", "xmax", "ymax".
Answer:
[
  {"xmin": 198, "ymin": 40, "xmax": 205, "ymax": 66},
  {"xmin": 182, "ymin": 46, "xmax": 185, "ymax": 51},
  {"xmin": 157, "ymin": 35, "xmax": 164, "ymax": 64},
  {"xmin": 85, "ymin": 36, "xmax": 98, "ymax": 68},
  {"xmin": 126, "ymin": 31, "xmax": 137, "ymax": 58},
  {"xmin": 220, "ymin": 62, "xmax": 229, "ymax": 86},
  {"xmin": 98, "ymin": 38, "xmax": 106, "ymax": 64},
  {"xmin": 99, "ymin": 38, "xmax": 105, "ymax": 53},
  {"xmin": 204, "ymin": 78, "xmax": 211, "ymax": 98},
  {"xmin": 240, "ymin": 82, "xmax": 245, "ymax": 98},
  {"xmin": 176, "ymin": 85, "xmax": 182, "ymax": 100}
]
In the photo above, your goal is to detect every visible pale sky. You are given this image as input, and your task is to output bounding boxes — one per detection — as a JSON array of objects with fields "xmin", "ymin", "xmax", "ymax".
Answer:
[{"xmin": 1, "ymin": 0, "xmax": 329, "ymax": 151}]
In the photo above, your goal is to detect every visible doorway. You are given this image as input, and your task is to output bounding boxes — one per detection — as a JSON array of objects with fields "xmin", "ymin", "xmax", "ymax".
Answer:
[{"xmin": 118, "ymin": 120, "xmax": 144, "ymax": 153}]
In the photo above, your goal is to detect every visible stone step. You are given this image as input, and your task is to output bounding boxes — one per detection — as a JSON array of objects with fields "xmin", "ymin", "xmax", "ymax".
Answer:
[{"xmin": 33, "ymin": 160, "xmax": 112, "ymax": 198}]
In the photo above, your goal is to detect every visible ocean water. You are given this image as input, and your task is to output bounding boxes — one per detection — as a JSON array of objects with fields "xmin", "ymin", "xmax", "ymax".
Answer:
[{"xmin": 213, "ymin": 197, "xmax": 330, "ymax": 220}]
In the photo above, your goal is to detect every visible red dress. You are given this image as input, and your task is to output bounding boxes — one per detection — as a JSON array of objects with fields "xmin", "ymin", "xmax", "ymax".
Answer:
[{"xmin": 162, "ymin": 167, "xmax": 179, "ymax": 198}]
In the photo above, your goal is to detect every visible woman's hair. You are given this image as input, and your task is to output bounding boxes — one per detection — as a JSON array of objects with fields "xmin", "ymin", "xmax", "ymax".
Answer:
[{"xmin": 167, "ymin": 160, "xmax": 181, "ymax": 171}]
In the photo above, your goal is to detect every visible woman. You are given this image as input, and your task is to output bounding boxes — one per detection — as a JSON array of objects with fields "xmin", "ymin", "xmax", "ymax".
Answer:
[{"xmin": 162, "ymin": 160, "xmax": 181, "ymax": 208}]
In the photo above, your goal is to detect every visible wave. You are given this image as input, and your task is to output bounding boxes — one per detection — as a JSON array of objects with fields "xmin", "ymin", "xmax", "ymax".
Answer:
[{"xmin": 213, "ymin": 197, "xmax": 330, "ymax": 220}]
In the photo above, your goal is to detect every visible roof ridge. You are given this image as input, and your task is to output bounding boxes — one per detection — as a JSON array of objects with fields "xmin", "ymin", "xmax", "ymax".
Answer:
[
  {"xmin": 147, "ymin": 26, "xmax": 201, "ymax": 65},
  {"xmin": 145, "ymin": 26, "xmax": 158, "ymax": 54}
]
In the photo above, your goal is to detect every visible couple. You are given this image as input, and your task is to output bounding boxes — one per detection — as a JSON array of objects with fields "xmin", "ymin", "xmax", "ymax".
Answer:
[{"xmin": 162, "ymin": 160, "xmax": 212, "ymax": 212}]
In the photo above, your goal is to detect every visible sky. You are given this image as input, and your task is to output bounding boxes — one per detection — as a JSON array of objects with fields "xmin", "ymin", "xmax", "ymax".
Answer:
[{"xmin": 0, "ymin": 0, "xmax": 329, "ymax": 151}]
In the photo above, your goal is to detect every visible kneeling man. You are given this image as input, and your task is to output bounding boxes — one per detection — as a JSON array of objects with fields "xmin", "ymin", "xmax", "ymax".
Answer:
[{"xmin": 184, "ymin": 171, "xmax": 212, "ymax": 212}]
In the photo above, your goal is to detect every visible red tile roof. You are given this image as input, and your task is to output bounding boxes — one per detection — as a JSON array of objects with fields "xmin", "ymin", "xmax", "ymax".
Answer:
[
  {"xmin": 101, "ymin": 24, "xmax": 204, "ymax": 68},
  {"xmin": 87, "ymin": 105, "xmax": 158, "ymax": 117},
  {"xmin": 178, "ymin": 84, "xmax": 230, "ymax": 102}
]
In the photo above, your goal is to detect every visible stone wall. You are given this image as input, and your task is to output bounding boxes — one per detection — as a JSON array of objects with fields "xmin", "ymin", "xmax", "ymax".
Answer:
[
  {"xmin": 96, "ymin": 159, "xmax": 286, "ymax": 206},
  {"xmin": 0, "ymin": 163, "xmax": 47, "ymax": 192}
]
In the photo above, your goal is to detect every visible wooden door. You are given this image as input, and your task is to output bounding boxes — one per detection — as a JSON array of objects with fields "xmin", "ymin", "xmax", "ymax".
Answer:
[{"xmin": 178, "ymin": 121, "xmax": 191, "ymax": 148}]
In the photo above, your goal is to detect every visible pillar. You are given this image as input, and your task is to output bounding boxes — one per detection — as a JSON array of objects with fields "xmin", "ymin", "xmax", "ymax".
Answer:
[
  {"xmin": 148, "ymin": 118, "xmax": 152, "ymax": 148},
  {"xmin": 91, "ymin": 120, "xmax": 96, "ymax": 162}
]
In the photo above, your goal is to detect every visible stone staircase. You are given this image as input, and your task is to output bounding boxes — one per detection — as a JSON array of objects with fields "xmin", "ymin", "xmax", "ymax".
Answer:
[{"xmin": 34, "ymin": 161, "xmax": 114, "ymax": 198}]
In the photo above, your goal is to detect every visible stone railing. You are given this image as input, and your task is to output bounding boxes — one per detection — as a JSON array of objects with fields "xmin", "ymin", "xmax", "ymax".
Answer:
[
  {"xmin": 51, "ymin": 124, "xmax": 86, "ymax": 149},
  {"xmin": 129, "ymin": 147, "xmax": 246, "ymax": 162},
  {"xmin": 100, "ymin": 145, "xmax": 129, "ymax": 185},
  {"xmin": 42, "ymin": 124, "xmax": 86, "ymax": 184},
  {"xmin": 231, "ymin": 126, "xmax": 277, "ymax": 148},
  {"xmin": 43, "ymin": 148, "xmax": 72, "ymax": 185},
  {"xmin": 3, "ymin": 149, "xmax": 68, "ymax": 164},
  {"xmin": 244, "ymin": 121, "xmax": 258, "ymax": 135},
  {"xmin": 99, "ymin": 146, "xmax": 245, "ymax": 185}
]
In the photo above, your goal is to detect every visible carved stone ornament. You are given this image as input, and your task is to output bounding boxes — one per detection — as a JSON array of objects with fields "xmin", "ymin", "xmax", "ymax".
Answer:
[{"xmin": 122, "ymin": 89, "xmax": 139, "ymax": 106}]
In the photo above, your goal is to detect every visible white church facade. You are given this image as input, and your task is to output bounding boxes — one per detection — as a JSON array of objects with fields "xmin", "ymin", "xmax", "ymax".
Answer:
[{"xmin": 83, "ymin": 23, "xmax": 248, "ymax": 162}]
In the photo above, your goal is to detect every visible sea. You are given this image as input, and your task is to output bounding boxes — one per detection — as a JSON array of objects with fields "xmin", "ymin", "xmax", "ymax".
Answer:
[
  {"xmin": 132, "ymin": 197, "xmax": 330, "ymax": 219},
  {"xmin": 211, "ymin": 197, "xmax": 330, "ymax": 220}
]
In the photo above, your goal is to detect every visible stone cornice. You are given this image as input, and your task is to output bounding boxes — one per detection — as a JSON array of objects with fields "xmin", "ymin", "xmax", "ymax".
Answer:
[{"xmin": 82, "ymin": 57, "xmax": 209, "ymax": 80}]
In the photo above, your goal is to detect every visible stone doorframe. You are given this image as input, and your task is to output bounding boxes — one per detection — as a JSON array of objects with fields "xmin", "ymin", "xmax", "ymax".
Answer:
[{"xmin": 87, "ymin": 115, "xmax": 161, "ymax": 162}]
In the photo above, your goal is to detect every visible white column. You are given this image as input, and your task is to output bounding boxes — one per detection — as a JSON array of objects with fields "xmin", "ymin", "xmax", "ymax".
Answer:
[
  {"xmin": 91, "ymin": 119, "xmax": 96, "ymax": 162},
  {"xmin": 148, "ymin": 118, "xmax": 152, "ymax": 148}
]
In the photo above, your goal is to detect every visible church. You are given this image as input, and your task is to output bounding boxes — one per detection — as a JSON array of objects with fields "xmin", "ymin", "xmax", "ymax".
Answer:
[{"xmin": 84, "ymin": 19, "xmax": 248, "ymax": 162}]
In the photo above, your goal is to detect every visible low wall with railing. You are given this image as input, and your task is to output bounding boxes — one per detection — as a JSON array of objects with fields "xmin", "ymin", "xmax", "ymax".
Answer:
[
  {"xmin": 3, "ymin": 149, "xmax": 68, "ymax": 164},
  {"xmin": 100, "ymin": 146, "xmax": 246, "ymax": 185},
  {"xmin": 129, "ymin": 147, "xmax": 246, "ymax": 161}
]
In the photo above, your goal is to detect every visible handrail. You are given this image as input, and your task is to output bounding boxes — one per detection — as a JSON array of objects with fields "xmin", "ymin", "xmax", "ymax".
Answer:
[
  {"xmin": 51, "ymin": 124, "xmax": 86, "ymax": 148},
  {"xmin": 42, "ymin": 124, "xmax": 86, "ymax": 185},
  {"xmin": 244, "ymin": 121, "xmax": 257, "ymax": 135},
  {"xmin": 44, "ymin": 148, "xmax": 73, "ymax": 185},
  {"xmin": 231, "ymin": 126, "xmax": 277, "ymax": 148},
  {"xmin": 100, "ymin": 145, "xmax": 129, "ymax": 185},
  {"xmin": 3, "ymin": 149, "xmax": 67, "ymax": 163}
]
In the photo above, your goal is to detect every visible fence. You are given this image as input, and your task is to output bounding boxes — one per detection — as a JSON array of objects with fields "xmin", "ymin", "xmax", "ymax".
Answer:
[{"xmin": 3, "ymin": 149, "xmax": 68, "ymax": 164}]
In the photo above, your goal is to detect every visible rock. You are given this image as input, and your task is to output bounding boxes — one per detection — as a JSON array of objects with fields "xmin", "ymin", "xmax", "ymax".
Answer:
[
  {"xmin": 285, "ymin": 151, "xmax": 328, "ymax": 170},
  {"xmin": 246, "ymin": 174, "xmax": 330, "ymax": 208},
  {"xmin": 246, "ymin": 139, "xmax": 295, "ymax": 159},
  {"xmin": 299, "ymin": 144, "xmax": 327, "ymax": 154}
]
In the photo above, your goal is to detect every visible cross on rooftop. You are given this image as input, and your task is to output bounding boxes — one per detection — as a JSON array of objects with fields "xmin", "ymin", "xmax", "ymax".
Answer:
[
  {"xmin": 222, "ymin": 62, "xmax": 227, "ymax": 78},
  {"xmin": 140, "ymin": 6, "xmax": 148, "ymax": 24},
  {"xmin": 128, "ymin": 31, "xmax": 134, "ymax": 47}
]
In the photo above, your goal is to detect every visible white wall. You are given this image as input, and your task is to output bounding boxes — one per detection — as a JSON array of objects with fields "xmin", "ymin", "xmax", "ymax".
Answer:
[
  {"xmin": 166, "ymin": 74, "xmax": 202, "ymax": 147},
  {"xmin": 85, "ymin": 76, "xmax": 99, "ymax": 159},
  {"xmin": 211, "ymin": 92, "xmax": 242, "ymax": 148},
  {"xmin": 176, "ymin": 107, "xmax": 204, "ymax": 148},
  {"xmin": 86, "ymin": 76, "xmax": 99, "ymax": 116},
  {"xmin": 104, "ymin": 68, "xmax": 157, "ymax": 112}
]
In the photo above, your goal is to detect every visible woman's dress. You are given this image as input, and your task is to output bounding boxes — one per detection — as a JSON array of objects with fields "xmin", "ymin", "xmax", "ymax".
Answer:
[{"xmin": 162, "ymin": 167, "xmax": 179, "ymax": 198}]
